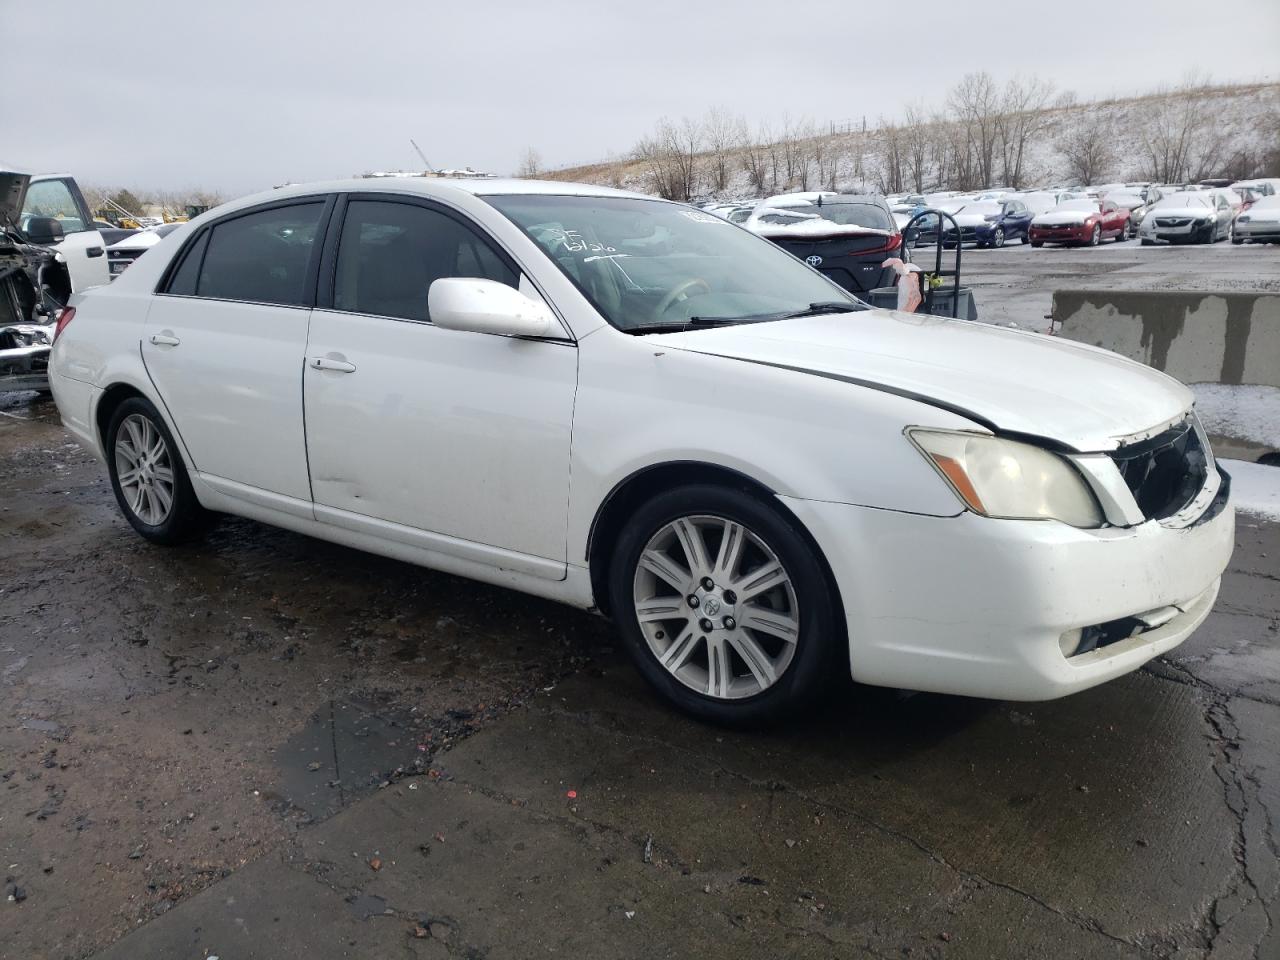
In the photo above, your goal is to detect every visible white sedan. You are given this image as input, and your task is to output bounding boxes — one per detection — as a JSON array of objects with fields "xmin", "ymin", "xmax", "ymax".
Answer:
[{"xmin": 48, "ymin": 179, "xmax": 1234, "ymax": 722}]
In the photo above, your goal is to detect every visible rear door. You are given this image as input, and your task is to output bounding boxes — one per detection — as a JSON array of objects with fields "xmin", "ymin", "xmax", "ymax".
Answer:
[
  {"xmin": 142, "ymin": 197, "xmax": 332, "ymax": 505},
  {"xmin": 302, "ymin": 194, "xmax": 577, "ymax": 571},
  {"xmin": 22, "ymin": 177, "xmax": 109, "ymax": 290}
]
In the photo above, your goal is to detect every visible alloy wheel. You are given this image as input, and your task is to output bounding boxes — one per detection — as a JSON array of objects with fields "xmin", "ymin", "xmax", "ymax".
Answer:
[
  {"xmin": 632, "ymin": 514, "xmax": 799, "ymax": 700},
  {"xmin": 993, "ymin": 227, "xmax": 1005, "ymax": 248},
  {"xmin": 1090, "ymin": 224, "xmax": 1101, "ymax": 246},
  {"xmin": 114, "ymin": 413, "xmax": 176, "ymax": 526}
]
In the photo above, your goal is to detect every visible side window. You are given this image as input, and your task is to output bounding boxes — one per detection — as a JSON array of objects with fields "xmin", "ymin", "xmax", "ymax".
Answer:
[
  {"xmin": 21, "ymin": 178, "xmax": 88, "ymax": 235},
  {"xmin": 333, "ymin": 199, "xmax": 517, "ymax": 322},
  {"xmin": 165, "ymin": 230, "xmax": 210, "ymax": 296},
  {"xmin": 197, "ymin": 202, "xmax": 324, "ymax": 306}
]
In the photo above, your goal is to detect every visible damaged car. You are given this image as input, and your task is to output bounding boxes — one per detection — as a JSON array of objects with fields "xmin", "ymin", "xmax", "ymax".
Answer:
[
  {"xmin": 2, "ymin": 167, "xmax": 104, "ymax": 391},
  {"xmin": 51, "ymin": 179, "xmax": 1234, "ymax": 723}
]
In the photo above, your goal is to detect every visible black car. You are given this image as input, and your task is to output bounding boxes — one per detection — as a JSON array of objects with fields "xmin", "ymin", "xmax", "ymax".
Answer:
[{"xmin": 749, "ymin": 195, "xmax": 903, "ymax": 295}]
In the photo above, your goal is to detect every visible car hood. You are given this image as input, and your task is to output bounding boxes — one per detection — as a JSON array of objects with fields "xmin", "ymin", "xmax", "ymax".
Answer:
[
  {"xmin": 1150, "ymin": 206, "xmax": 1213, "ymax": 219},
  {"xmin": 1033, "ymin": 210, "xmax": 1094, "ymax": 226},
  {"xmin": 1241, "ymin": 207, "xmax": 1280, "ymax": 222},
  {"xmin": 107, "ymin": 230, "xmax": 164, "ymax": 252},
  {"xmin": 647, "ymin": 310, "xmax": 1192, "ymax": 452},
  {"xmin": 949, "ymin": 212, "xmax": 997, "ymax": 228},
  {"xmin": 0, "ymin": 166, "xmax": 30, "ymax": 227}
]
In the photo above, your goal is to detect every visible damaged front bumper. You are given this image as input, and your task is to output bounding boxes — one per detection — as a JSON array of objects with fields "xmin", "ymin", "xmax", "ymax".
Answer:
[{"xmin": 1, "ymin": 322, "xmax": 54, "ymax": 392}]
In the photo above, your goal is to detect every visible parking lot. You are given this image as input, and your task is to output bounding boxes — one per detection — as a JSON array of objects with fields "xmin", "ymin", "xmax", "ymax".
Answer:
[{"xmin": 0, "ymin": 238, "xmax": 1276, "ymax": 960}]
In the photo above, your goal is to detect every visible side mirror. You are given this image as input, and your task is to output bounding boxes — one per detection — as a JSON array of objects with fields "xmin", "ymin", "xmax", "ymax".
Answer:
[
  {"xmin": 25, "ymin": 216, "xmax": 64, "ymax": 245},
  {"xmin": 428, "ymin": 277, "xmax": 558, "ymax": 338}
]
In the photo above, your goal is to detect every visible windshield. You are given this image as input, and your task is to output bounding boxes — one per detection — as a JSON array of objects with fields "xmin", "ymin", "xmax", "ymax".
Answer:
[
  {"xmin": 777, "ymin": 201, "xmax": 892, "ymax": 231},
  {"xmin": 486, "ymin": 194, "xmax": 858, "ymax": 333},
  {"xmin": 1055, "ymin": 199, "xmax": 1101, "ymax": 213}
]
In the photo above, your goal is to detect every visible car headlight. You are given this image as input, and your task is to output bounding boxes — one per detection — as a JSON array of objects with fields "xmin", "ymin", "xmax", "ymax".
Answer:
[{"xmin": 909, "ymin": 429, "xmax": 1104, "ymax": 527}]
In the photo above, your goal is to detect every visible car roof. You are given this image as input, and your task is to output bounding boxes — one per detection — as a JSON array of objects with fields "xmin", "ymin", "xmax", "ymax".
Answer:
[{"xmin": 216, "ymin": 177, "xmax": 654, "ymax": 217}]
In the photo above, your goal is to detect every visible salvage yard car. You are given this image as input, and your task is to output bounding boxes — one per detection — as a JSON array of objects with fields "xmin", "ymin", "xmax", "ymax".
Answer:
[
  {"xmin": 2, "ymin": 167, "xmax": 108, "ymax": 391},
  {"xmin": 1139, "ymin": 191, "xmax": 1235, "ymax": 245},
  {"xmin": 941, "ymin": 197, "xmax": 1035, "ymax": 248},
  {"xmin": 1029, "ymin": 198, "xmax": 1131, "ymax": 247},
  {"xmin": 1232, "ymin": 194, "xmax": 1280, "ymax": 244},
  {"xmin": 49, "ymin": 179, "xmax": 1234, "ymax": 723}
]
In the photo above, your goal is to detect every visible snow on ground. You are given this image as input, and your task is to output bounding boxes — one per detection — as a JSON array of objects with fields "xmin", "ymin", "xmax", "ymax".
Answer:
[
  {"xmin": 1222, "ymin": 458, "xmax": 1280, "ymax": 522},
  {"xmin": 1193, "ymin": 384, "xmax": 1280, "ymax": 449}
]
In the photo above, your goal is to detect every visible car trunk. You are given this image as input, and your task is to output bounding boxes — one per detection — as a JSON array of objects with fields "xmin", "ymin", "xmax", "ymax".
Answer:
[{"xmin": 767, "ymin": 232, "xmax": 899, "ymax": 294}]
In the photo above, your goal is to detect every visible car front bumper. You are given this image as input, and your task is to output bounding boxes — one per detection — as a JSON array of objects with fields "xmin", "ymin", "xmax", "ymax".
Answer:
[
  {"xmin": 1029, "ymin": 224, "xmax": 1090, "ymax": 244},
  {"xmin": 1, "ymin": 323, "xmax": 54, "ymax": 392},
  {"xmin": 780, "ymin": 475, "xmax": 1234, "ymax": 701}
]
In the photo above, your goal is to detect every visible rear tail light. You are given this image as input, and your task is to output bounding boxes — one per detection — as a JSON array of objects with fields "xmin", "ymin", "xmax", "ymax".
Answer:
[
  {"xmin": 54, "ymin": 306, "xmax": 76, "ymax": 341},
  {"xmin": 851, "ymin": 233, "xmax": 903, "ymax": 256}
]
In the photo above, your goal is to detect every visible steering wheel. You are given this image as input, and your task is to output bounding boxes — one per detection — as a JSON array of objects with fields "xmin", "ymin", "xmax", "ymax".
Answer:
[{"xmin": 653, "ymin": 278, "xmax": 710, "ymax": 320}]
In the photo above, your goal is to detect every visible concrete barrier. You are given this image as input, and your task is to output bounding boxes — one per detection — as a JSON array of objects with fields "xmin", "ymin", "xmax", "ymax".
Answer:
[{"xmin": 1052, "ymin": 290, "xmax": 1280, "ymax": 460}]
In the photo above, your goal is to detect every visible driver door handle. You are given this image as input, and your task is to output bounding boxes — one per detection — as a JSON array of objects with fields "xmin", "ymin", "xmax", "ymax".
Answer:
[
  {"xmin": 150, "ymin": 333, "xmax": 181, "ymax": 347},
  {"xmin": 309, "ymin": 356, "xmax": 357, "ymax": 373}
]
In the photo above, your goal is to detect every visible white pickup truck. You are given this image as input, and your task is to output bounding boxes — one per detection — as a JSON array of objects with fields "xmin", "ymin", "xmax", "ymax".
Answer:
[{"xmin": 2, "ymin": 167, "xmax": 109, "ymax": 391}]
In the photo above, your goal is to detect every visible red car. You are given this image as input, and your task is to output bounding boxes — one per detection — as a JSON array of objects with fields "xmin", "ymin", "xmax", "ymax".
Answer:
[{"xmin": 1028, "ymin": 199, "xmax": 1131, "ymax": 247}]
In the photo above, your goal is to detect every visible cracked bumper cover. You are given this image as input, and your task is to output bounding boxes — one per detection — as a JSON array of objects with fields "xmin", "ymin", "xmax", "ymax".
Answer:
[{"xmin": 780, "ymin": 481, "xmax": 1235, "ymax": 701}]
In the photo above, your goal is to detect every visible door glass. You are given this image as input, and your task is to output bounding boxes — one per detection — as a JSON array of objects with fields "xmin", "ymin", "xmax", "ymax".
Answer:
[
  {"xmin": 165, "ymin": 230, "xmax": 210, "ymax": 296},
  {"xmin": 21, "ymin": 179, "xmax": 88, "ymax": 234},
  {"xmin": 197, "ymin": 203, "xmax": 324, "ymax": 306},
  {"xmin": 333, "ymin": 200, "xmax": 517, "ymax": 322}
]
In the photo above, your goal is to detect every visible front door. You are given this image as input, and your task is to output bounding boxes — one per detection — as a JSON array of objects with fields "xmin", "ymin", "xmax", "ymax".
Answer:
[
  {"xmin": 303, "ymin": 196, "xmax": 577, "ymax": 568},
  {"xmin": 22, "ymin": 177, "xmax": 109, "ymax": 290},
  {"xmin": 142, "ymin": 198, "xmax": 330, "ymax": 503}
]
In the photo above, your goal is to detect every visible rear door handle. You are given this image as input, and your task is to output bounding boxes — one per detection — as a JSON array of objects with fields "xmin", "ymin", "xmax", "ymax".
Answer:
[
  {"xmin": 149, "ymin": 333, "xmax": 181, "ymax": 347},
  {"xmin": 309, "ymin": 356, "xmax": 356, "ymax": 373}
]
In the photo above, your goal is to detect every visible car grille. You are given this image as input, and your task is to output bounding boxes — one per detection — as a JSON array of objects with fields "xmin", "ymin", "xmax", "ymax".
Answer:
[
  {"xmin": 108, "ymin": 249, "xmax": 147, "ymax": 277},
  {"xmin": 1155, "ymin": 218, "xmax": 1191, "ymax": 227},
  {"xmin": 1108, "ymin": 418, "xmax": 1209, "ymax": 521}
]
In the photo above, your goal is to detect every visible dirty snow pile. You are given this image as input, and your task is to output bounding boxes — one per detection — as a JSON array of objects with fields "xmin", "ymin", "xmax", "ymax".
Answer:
[
  {"xmin": 1193, "ymin": 384, "xmax": 1280, "ymax": 450},
  {"xmin": 1222, "ymin": 459, "xmax": 1280, "ymax": 522}
]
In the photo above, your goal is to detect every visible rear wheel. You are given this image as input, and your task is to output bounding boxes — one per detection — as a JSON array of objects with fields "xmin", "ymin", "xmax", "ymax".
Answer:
[
  {"xmin": 1116, "ymin": 221, "xmax": 1131, "ymax": 242},
  {"xmin": 1030, "ymin": 240, "xmax": 1044, "ymax": 248},
  {"xmin": 608, "ymin": 484, "xmax": 840, "ymax": 725},
  {"xmin": 106, "ymin": 397, "xmax": 210, "ymax": 545}
]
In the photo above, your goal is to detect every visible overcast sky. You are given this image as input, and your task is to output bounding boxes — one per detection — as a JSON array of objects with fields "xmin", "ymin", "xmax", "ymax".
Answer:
[{"xmin": 4, "ymin": 0, "xmax": 1277, "ymax": 196}]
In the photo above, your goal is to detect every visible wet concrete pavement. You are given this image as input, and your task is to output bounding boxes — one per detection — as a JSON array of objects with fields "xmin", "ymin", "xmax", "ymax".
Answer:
[{"xmin": 2, "ymin": 386, "xmax": 1278, "ymax": 958}]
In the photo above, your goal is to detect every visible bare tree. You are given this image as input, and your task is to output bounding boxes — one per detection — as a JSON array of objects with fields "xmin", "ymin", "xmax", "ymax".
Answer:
[
  {"xmin": 633, "ymin": 117, "xmax": 703, "ymax": 201},
  {"xmin": 703, "ymin": 107, "xmax": 745, "ymax": 194},
  {"xmin": 1135, "ymin": 77, "xmax": 1222, "ymax": 182},
  {"xmin": 875, "ymin": 118, "xmax": 905, "ymax": 194},
  {"xmin": 517, "ymin": 147, "xmax": 543, "ymax": 178},
  {"xmin": 740, "ymin": 121, "xmax": 774, "ymax": 196},
  {"xmin": 996, "ymin": 76, "xmax": 1058, "ymax": 187},
  {"xmin": 902, "ymin": 104, "xmax": 931, "ymax": 192},
  {"xmin": 948, "ymin": 72, "xmax": 1001, "ymax": 188},
  {"xmin": 1057, "ymin": 119, "xmax": 1116, "ymax": 184}
]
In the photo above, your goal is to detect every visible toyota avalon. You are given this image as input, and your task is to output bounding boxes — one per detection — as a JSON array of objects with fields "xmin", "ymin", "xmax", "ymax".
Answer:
[{"xmin": 48, "ymin": 179, "xmax": 1234, "ymax": 723}]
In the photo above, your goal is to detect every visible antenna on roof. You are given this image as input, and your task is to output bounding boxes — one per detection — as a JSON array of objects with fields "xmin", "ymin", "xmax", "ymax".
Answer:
[{"xmin": 410, "ymin": 139, "xmax": 437, "ymax": 175}]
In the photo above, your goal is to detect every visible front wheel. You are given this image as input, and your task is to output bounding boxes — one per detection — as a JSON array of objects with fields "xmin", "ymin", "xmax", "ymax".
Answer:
[
  {"xmin": 1030, "ymin": 240, "xmax": 1044, "ymax": 248},
  {"xmin": 1089, "ymin": 224, "xmax": 1102, "ymax": 246},
  {"xmin": 608, "ymin": 485, "xmax": 841, "ymax": 724},
  {"xmin": 107, "ymin": 397, "xmax": 210, "ymax": 545},
  {"xmin": 992, "ymin": 227, "xmax": 1005, "ymax": 248}
]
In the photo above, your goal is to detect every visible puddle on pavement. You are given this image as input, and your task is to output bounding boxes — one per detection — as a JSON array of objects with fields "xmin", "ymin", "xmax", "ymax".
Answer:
[{"xmin": 271, "ymin": 697, "xmax": 423, "ymax": 823}]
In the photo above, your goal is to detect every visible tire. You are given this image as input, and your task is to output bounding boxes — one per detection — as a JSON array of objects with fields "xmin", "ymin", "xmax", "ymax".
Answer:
[
  {"xmin": 106, "ymin": 396, "xmax": 210, "ymax": 545},
  {"xmin": 992, "ymin": 227, "xmax": 1005, "ymax": 248},
  {"xmin": 1141, "ymin": 239, "xmax": 1154, "ymax": 246},
  {"xmin": 1116, "ymin": 221, "xmax": 1131, "ymax": 242},
  {"xmin": 1030, "ymin": 240, "xmax": 1044, "ymax": 248},
  {"xmin": 1088, "ymin": 224, "xmax": 1101, "ymax": 246},
  {"xmin": 608, "ymin": 484, "xmax": 841, "ymax": 725},
  {"xmin": 1232, "ymin": 237, "xmax": 1245, "ymax": 245}
]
